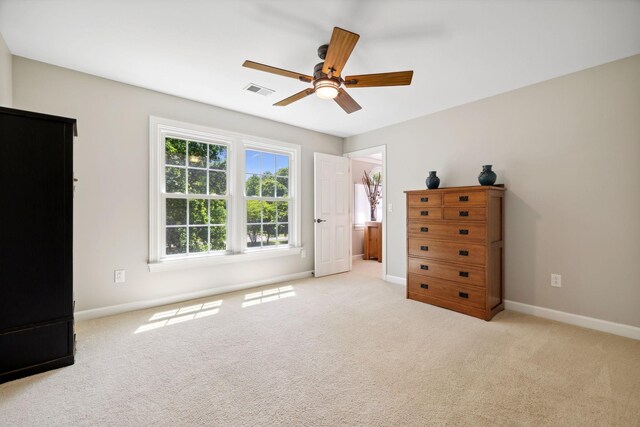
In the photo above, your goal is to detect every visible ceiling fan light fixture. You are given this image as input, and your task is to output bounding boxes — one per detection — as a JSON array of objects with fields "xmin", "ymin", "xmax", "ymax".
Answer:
[
  {"xmin": 243, "ymin": 27, "xmax": 412, "ymax": 113},
  {"xmin": 314, "ymin": 78, "xmax": 340, "ymax": 99}
]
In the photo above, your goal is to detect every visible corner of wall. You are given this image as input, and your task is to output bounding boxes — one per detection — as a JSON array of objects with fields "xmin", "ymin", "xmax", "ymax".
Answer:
[
  {"xmin": 0, "ymin": 32, "xmax": 13, "ymax": 107},
  {"xmin": 342, "ymin": 55, "xmax": 640, "ymax": 329}
]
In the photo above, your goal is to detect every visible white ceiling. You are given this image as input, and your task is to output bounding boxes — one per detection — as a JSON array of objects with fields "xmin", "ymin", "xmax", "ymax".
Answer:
[
  {"xmin": 354, "ymin": 152, "xmax": 383, "ymax": 165},
  {"xmin": 1, "ymin": 0, "xmax": 639, "ymax": 137}
]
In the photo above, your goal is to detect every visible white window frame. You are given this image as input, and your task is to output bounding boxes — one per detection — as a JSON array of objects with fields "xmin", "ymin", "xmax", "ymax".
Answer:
[
  {"xmin": 242, "ymin": 141, "xmax": 296, "ymax": 252},
  {"xmin": 149, "ymin": 117, "xmax": 302, "ymax": 272},
  {"xmin": 162, "ymin": 133, "xmax": 232, "ymax": 258}
]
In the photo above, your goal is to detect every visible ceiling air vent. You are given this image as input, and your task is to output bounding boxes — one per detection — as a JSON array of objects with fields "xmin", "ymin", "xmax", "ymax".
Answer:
[{"xmin": 244, "ymin": 83, "xmax": 274, "ymax": 96}]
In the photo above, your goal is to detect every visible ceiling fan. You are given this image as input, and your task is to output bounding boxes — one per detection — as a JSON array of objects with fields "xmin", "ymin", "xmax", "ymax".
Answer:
[{"xmin": 243, "ymin": 27, "xmax": 414, "ymax": 114}]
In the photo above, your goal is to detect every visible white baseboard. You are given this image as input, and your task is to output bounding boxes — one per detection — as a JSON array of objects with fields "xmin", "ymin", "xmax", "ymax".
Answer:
[
  {"xmin": 75, "ymin": 271, "xmax": 313, "ymax": 321},
  {"xmin": 76, "ymin": 271, "xmax": 639, "ymax": 340},
  {"xmin": 505, "ymin": 300, "xmax": 640, "ymax": 340},
  {"xmin": 376, "ymin": 275, "xmax": 638, "ymax": 339},
  {"xmin": 352, "ymin": 254, "xmax": 364, "ymax": 260},
  {"xmin": 385, "ymin": 275, "xmax": 406, "ymax": 285}
]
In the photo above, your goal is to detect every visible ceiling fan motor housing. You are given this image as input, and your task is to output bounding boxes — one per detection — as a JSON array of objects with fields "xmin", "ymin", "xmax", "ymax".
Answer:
[
  {"xmin": 313, "ymin": 62, "xmax": 327, "ymax": 80},
  {"xmin": 317, "ymin": 44, "xmax": 328, "ymax": 60}
]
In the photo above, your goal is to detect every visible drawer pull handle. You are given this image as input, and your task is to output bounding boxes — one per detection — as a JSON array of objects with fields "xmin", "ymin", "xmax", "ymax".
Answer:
[
  {"xmin": 459, "ymin": 250, "xmax": 469, "ymax": 256},
  {"xmin": 420, "ymin": 197, "xmax": 429, "ymax": 202},
  {"xmin": 420, "ymin": 246, "xmax": 429, "ymax": 251},
  {"xmin": 420, "ymin": 283, "xmax": 429, "ymax": 289},
  {"xmin": 420, "ymin": 227, "xmax": 429, "ymax": 232},
  {"xmin": 420, "ymin": 210, "xmax": 429, "ymax": 216},
  {"xmin": 459, "ymin": 229, "xmax": 469, "ymax": 235},
  {"xmin": 420, "ymin": 265, "xmax": 429, "ymax": 270},
  {"xmin": 459, "ymin": 196, "xmax": 469, "ymax": 202},
  {"xmin": 459, "ymin": 271, "xmax": 469, "ymax": 278},
  {"xmin": 459, "ymin": 292, "xmax": 469, "ymax": 299},
  {"xmin": 459, "ymin": 211, "xmax": 469, "ymax": 217}
]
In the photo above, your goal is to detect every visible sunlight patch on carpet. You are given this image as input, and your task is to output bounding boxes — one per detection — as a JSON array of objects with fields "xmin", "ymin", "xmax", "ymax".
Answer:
[
  {"xmin": 242, "ymin": 285, "xmax": 295, "ymax": 308},
  {"xmin": 135, "ymin": 300, "xmax": 223, "ymax": 333}
]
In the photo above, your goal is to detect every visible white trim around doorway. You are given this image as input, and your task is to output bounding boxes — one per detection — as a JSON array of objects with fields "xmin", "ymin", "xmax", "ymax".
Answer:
[{"xmin": 343, "ymin": 145, "xmax": 387, "ymax": 280}]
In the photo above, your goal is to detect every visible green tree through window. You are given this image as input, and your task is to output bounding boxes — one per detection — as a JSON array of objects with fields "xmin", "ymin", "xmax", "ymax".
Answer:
[
  {"xmin": 245, "ymin": 150, "xmax": 290, "ymax": 248},
  {"xmin": 164, "ymin": 137, "xmax": 228, "ymax": 256}
]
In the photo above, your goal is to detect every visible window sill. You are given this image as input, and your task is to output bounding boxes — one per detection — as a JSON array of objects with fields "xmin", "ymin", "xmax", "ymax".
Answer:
[{"xmin": 148, "ymin": 247, "xmax": 303, "ymax": 273}]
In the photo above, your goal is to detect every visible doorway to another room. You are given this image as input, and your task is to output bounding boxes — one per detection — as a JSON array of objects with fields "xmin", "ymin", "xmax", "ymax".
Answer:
[{"xmin": 345, "ymin": 146, "xmax": 386, "ymax": 280}]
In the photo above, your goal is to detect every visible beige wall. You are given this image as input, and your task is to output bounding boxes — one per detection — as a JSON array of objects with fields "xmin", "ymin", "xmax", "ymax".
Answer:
[
  {"xmin": 0, "ymin": 32, "xmax": 11, "ymax": 106},
  {"xmin": 11, "ymin": 53, "xmax": 640, "ymax": 327},
  {"xmin": 13, "ymin": 57, "xmax": 342, "ymax": 312},
  {"xmin": 345, "ymin": 55, "xmax": 640, "ymax": 327}
]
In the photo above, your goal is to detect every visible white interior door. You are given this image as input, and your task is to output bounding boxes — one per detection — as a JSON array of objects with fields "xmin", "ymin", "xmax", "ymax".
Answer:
[{"xmin": 314, "ymin": 153, "xmax": 350, "ymax": 277}]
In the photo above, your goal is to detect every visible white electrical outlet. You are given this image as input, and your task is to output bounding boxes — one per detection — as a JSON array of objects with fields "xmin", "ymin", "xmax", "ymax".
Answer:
[
  {"xmin": 551, "ymin": 273, "xmax": 561, "ymax": 288},
  {"xmin": 114, "ymin": 269, "xmax": 126, "ymax": 283},
  {"xmin": 388, "ymin": 203, "xmax": 393, "ymax": 213},
  {"xmin": 301, "ymin": 249, "xmax": 307, "ymax": 259}
]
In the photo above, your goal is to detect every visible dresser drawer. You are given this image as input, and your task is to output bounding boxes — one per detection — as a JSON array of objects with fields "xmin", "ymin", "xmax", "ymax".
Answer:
[
  {"xmin": 407, "ymin": 193, "xmax": 442, "ymax": 207},
  {"xmin": 408, "ymin": 274, "xmax": 486, "ymax": 309},
  {"xmin": 407, "ymin": 221, "xmax": 486, "ymax": 242},
  {"xmin": 408, "ymin": 257, "xmax": 485, "ymax": 287},
  {"xmin": 443, "ymin": 191, "xmax": 486, "ymax": 206},
  {"xmin": 443, "ymin": 207, "xmax": 486, "ymax": 221},
  {"xmin": 408, "ymin": 238, "xmax": 486, "ymax": 266},
  {"xmin": 408, "ymin": 207, "xmax": 442, "ymax": 220}
]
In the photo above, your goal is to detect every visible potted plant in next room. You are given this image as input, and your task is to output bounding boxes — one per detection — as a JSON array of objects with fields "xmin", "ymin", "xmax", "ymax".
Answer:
[{"xmin": 362, "ymin": 169, "xmax": 382, "ymax": 221}]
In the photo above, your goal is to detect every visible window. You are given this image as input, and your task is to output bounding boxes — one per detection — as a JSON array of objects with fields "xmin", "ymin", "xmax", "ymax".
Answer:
[
  {"xmin": 149, "ymin": 117, "xmax": 301, "ymax": 269},
  {"xmin": 164, "ymin": 138, "xmax": 229, "ymax": 256},
  {"xmin": 245, "ymin": 149, "xmax": 290, "ymax": 249}
]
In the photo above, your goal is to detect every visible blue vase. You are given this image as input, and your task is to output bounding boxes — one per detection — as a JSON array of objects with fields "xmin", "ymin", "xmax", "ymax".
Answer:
[
  {"xmin": 426, "ymin": 171, "xmax": 440, "ymax": 189},
  {"xmin": 478, "ymin": 165, "xmax": 497, "ymax": 186}
]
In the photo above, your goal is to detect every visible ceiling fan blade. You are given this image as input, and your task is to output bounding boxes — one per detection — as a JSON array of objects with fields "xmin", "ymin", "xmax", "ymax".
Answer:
[
  {"xmin": 334, "ymin": 88, "xmax": 362, "ymax": 114},
  {"xmin": 322, "ymin": 27, "xmax": 360, "ymax": 77},
  {"xmin": 344, "ymin": 71, "xmax": 414, "ymax": 88},
  {"xmin": 273, "ymin": 88, "xmax": 315, "ymax": 106},
  {"xmin": 243, "ymin": 60, "xmax": 313, "ymax": 83}
]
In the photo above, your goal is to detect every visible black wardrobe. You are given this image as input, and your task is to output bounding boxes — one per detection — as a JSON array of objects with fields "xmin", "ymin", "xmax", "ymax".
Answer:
[{"xmin": 0, "ymin": 106, "xmax": 76, "ymax": 383}]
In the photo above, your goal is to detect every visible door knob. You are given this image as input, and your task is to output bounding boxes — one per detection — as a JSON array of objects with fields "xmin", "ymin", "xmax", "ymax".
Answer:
[{"xmin": 315, "ymin": 219, "xmax": 327, "ymax": 223}]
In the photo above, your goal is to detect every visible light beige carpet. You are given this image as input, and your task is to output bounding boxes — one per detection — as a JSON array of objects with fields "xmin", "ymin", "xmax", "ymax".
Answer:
[{"xmin": 1, "ymin": 260, "xmax": 639, "ymax": 426}]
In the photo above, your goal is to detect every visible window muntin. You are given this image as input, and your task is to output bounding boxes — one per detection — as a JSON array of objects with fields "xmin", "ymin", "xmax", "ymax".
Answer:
[
  {"xmin": 163, "ymin": 137, "xmax": 229, "ymax": 257},
  {"xmin": 245, "ymin": 150, "xmax": 290, "ymax": 249}
]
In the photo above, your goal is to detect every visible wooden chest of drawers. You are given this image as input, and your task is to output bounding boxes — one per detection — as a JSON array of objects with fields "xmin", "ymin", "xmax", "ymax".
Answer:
[
  {"xmin": 404, "ymin": 186, "xmax": 505, "ymax": 320},
  {"xmin": 364, "ymin": 221, "xmax": 382, "ymax": 262}
]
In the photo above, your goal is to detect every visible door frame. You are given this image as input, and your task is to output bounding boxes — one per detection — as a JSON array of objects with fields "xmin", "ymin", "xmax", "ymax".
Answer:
[{"xmin": 343, "ymin": 145, "xmax": 387, "ymax": 279}]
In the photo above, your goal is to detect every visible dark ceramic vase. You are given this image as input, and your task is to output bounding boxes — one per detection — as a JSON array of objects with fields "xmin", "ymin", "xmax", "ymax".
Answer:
[
  {"xmin": 426, "ymin": 171, "xmax": 440, "ymax": 189},
  {"xmin": 478, "ymin": 165, "xmax": 497, "ymax": 186}
]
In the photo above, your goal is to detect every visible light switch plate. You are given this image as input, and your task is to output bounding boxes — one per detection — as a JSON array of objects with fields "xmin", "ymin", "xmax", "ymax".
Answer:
[{"xmin": 114, "ymin": 269, "xmax": 126, "ymax": 283}]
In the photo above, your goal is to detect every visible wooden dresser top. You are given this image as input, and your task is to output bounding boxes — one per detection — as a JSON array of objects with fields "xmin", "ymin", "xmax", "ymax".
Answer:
[{"xmin": 404, "ymin": 185, "xmax": 505, "ymax": 194}]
